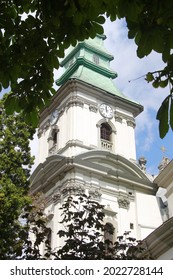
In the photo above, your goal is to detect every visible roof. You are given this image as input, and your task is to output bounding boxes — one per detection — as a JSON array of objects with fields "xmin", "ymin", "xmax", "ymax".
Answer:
[{"xmin": 56, "ymin": 35, "xmax": 141, "ymax": 106}]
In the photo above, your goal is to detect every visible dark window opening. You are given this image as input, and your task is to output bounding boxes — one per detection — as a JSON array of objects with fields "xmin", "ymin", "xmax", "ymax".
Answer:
[
  {"xmin": 101, "ymin": 123, "xmax": 112, "ymax": 141},
  {"xmin": 130, "ymin": 223, "xmax": 134, "ymax": 230},
  {"xmin": 52, "ymin": 131, "xmax": 57, "ymax": 145},
  {"xmin": 104, "ymin": 223, "xmax": 114, "ymax": 244},
  {"xmin": 47, "ymin": 229, "xmax": 52, "ymax": 249}
]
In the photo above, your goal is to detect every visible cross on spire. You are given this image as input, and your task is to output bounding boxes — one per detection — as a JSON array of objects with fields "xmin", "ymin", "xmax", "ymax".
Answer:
[{"xmin": 161, "ymin": 145, "xmax": 167, "ymax": 156}]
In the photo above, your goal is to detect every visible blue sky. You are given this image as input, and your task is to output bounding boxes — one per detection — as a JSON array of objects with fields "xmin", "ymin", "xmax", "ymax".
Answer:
[
  {"xmin": 103, "ymin": 18, "xmax": 173, "ymax": 175},
  {"xmin": 1, "ymin": 18, "xmax": 173, "ymax": 176}
]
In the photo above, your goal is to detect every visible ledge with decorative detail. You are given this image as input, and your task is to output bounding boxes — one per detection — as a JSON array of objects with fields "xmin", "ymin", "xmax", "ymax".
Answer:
[{"xmin": 30, "ymin": 150, "xmax": 159, "ymax": 199}]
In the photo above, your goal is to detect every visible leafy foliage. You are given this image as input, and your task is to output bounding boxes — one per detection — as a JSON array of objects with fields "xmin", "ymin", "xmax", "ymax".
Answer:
[
  {"xmin": 0, "ymin": 97, "xmax": 51, "ymax": 259},
  {"xmin": 21, "ymin": 193, "xmax": 53, "ymax": 260},
  {"xmin": 0, "ymin": 96, "xmax": 35, "ymax": 258},
  {"xmin": 54, "ymin": 194, "xmax": 106, "ymax": 259},
  {"xmin": 113, "ymin": 0, "xmax": 173, "ymax": 138},
  {"xmin": 53, "ymin": 194, "xmax": 146, "ymax": 260},
  {"xmin": 0, "ymin": 0, "xmax": 107, "ymax": 123},
  {"xmin": 1, "ymin": 1, "xmax": 173, "ymax": 135},
  {"xmin": 113, "ymin": 232, "xmax": 145, "ymax": 260}
]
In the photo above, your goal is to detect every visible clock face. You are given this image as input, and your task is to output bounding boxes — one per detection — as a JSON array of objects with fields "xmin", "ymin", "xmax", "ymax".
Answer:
[
  {"xmin": 99, "ymin": 104, "xmax": 113, "ymax": 118},
  {"xmin": 50, "ymin": 109, "xmax": 59, "ymax": 125}
]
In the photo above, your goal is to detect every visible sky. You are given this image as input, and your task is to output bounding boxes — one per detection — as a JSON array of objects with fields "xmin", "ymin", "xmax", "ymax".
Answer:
[
  {"xmin": 1, "ymin": 18, "xmax": 173, "ymax": 176},
  {"xmin": 102, "ymin": 18, "xmax": 173, "ymax": 175}
]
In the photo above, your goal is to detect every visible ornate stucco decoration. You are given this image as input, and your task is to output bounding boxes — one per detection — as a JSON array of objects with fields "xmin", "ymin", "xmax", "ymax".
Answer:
[
  {"xmin": 59, "ymin": 107, "xmax": 65, "ymax": 117},
  {"xmin": 88, "ymin": 187, "xmax": 102, "ymax": 201},
  {"xmin": 61, "ymin": 180, "xmax": 85, "ymax": 198},
  {"xmin": 114, "ymin": 113, "xmax": 123, "ymax": 123},
  {"xmin": 138, "ymin": 156, "xmax": 147, "ymax": 173},
  {"xmin": 47, "ymin": 210, "xmax": 54, "ymax": 220},
  {"xmin": 117, "ymin": 196, "xmax": 130, "ymax": 209},
  {"xmin": 52, "ymin": 192, "xmax": 61, "ymax": 205},
  {"xmin": 89, "ymin": 104, "xmax": 98, "ymax": 113},
  {"xmin": 127, "ymin": 119, "xmax": 136, "ymax": 128}
]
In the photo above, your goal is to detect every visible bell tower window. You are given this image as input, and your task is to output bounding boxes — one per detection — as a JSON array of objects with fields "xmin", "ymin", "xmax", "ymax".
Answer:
[
  {"xmin": 97, "ymin": 120, "xmax": 116, "ymax": 152},
  {"xmin": 104, "ymin": 222, "xmax": 115, "ymax": 257},
  {"xmin": 101, "ymin": 123, "xmax": 112, "ymax": 141},
  {"xmin": 48, "ymin": 126, "xmax": 59, "ymax": 155},
  {"xmin": 104, "ymin": 222, "xmax": 114, "ymax": 244},
  {"xmin": 52, "ymin": 130, "xmax": 57, "ymax": 146}
]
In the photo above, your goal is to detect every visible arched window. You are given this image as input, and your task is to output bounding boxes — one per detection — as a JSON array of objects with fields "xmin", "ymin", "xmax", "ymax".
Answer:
[
  {"xmin": 97, "ymin": 120, "xmax": 116, "ymax": 151},
  {"xmin": 47, "ymin": 228, "xmax": 52, "ymax": 249},
  {"xmin": 48, "ymin": 126, "xmax": 59, "ymax": 154},
  {"xmin": 104, "ymin": 223, "xmax": 114, "ymax": 245},
  {"xmin": 52, "ymin": 130, "xmax": 57, "ymax": 146},
  {"xmin": 101, "ymin": 123, "xmax": 112, "ymax": 141}
]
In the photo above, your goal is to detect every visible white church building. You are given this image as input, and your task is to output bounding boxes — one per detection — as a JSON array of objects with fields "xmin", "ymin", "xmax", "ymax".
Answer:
[{"xmin": 30, "ymin": 35, "xmax": 166, "ymax": 256}]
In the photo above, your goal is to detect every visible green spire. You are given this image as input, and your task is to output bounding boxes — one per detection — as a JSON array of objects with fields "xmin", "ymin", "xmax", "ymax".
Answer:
[{"xmin": 56, "ymin": 35, "xmax": 126, "ymax": 98}]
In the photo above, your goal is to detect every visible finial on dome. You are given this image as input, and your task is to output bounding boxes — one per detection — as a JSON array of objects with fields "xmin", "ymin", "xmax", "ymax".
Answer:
[
  {"xmin": 158, "ymin": 146, "xmax": 170, "ymax": 172},
  {"xmin": 158, "ymin": 156, "xmax": 170, "ymax": 172},
  {"xmin": 138, "ymin": 156, "xmax": 147, "ymax": 172}
]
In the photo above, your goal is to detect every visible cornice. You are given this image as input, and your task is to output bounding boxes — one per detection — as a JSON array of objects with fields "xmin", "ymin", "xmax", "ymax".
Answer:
[
  {"xmin": 57, "ymin": 57, "xmax": 117, "ymax": 86},
  {"xmin": 142, "ymin": 217, "xmax": 173, "ymax": 259},
  {"xmin": 57, "ymin": 140, "xmax": 94, "ymax": 155},
  {"xmin": 114, "ymin": 111, "xmax": 136, "ymax": 127},
  {"xmin": 154, "ymin": 160, "xmax": 173, "ymax": 188},
  {"xmin": 59, "ymin": 39, "xmax": 113, "ymax": 67},
  {"xmin": 66, "ymin": 97, "xmax": 84, "ymax": 109}
]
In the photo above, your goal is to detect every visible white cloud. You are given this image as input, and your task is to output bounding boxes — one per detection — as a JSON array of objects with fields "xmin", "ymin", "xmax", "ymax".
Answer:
[{"xmin": 103, "ymin": 18, "xmax": 170, "ymax": 156}]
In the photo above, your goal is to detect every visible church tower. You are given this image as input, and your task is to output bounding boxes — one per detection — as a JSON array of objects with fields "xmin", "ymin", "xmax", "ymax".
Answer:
[{"xmin": 31, "ymin": 35, "xmax": 162, "ymax": 252}]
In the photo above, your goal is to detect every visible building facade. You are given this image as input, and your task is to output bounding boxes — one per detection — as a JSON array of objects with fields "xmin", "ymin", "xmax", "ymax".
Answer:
[
  {"xmin": 142, "ymin": 159, "xmax": 173, "ymax": 259},
  {"xmin": 30, "ymin": 35, "xmax": 162, "ymax": 253}
]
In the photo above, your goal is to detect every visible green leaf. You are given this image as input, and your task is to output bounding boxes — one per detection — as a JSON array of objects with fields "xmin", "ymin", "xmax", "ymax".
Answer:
[
  {"xmin": 4, "ymin": 95, "xmax": 16, "ymax": 115},
  {"xmin": 159, "ymin": 79, "xmax": 168, "ymax": 88},
  {"xmin": 73, "ymin": 12, "xmax": 83, "ymax": 26},
  {"xmin": 97, "ymin": 16, "xmax": 105, "ymax": 25},
  {"xmin": 53, "ymin": 57, "xmax": 60, "ymax": 69},
  {"xmin": 156, "ymin": 96, "xmax": 170, "ymax": 138},
  {"xmin": 25, "ymin": 110, "xmax": 39, "ymax": 128},
  {"xmin": 152, "ymin": 80, "xmax": 160, "ymax": 88},
  {"xmin": 137, "ymin": 32, "xmax": 153, "ymax": 58},
  {"xmin": 146, "ymin": 73, "xmax": 154, "ymax": 82}
]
